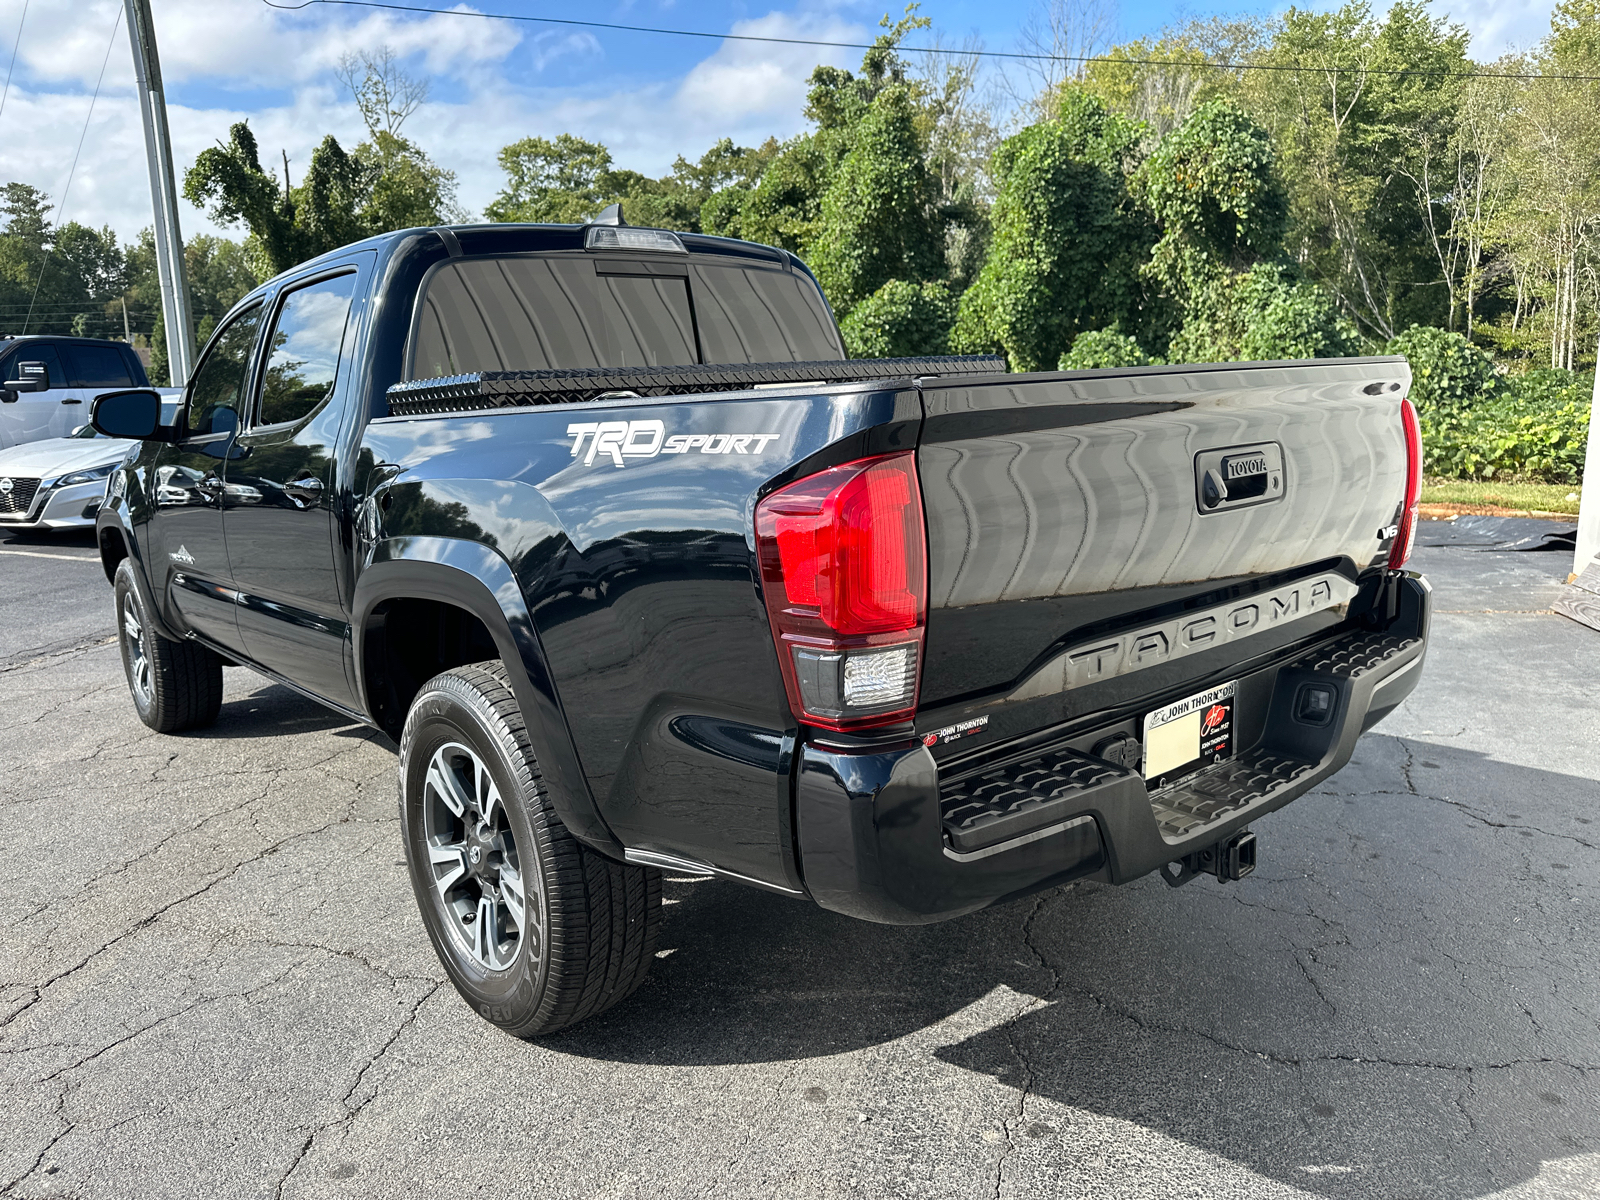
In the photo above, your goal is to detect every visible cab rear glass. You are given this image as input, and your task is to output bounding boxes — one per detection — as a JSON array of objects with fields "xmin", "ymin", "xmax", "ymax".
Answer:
[{"xmin": 406, "ymin": 254, "xmax": 841, "ymax": 379}]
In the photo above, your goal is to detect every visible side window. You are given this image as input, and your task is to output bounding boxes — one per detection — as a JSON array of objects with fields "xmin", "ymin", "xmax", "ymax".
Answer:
[
  {"xmin": 257, "ymin": 273, "xmax": 358, "ymax": 427},
  {"xmin": 2, "ymin": 342, "xmax": 66, "ymax": 388},
  {"xmin": 67, "ymin": 344, "xmax": 136, "ymax": 388},
  {"xmin": 187, "ymin": 304, "xmax": 263, "ymax": 437}
]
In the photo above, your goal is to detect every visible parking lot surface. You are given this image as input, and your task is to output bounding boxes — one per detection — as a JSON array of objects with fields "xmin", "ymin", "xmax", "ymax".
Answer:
[{"xmin": 1, "ymin": 517, "xmax": 1596, "ymax": 1199}]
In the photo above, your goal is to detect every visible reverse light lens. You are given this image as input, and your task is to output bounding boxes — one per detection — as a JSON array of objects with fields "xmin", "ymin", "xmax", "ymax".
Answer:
[
  {"xmin": 842, "ymin": 643, "xmax": 918, "ymax": 707},
  {"xmin": 1389, "ymin": 397, "xmax": 1422, "ymax": 569},
  {"xmin": 756, "ymin": 453, "xmax": 928, "ymax": 731}
]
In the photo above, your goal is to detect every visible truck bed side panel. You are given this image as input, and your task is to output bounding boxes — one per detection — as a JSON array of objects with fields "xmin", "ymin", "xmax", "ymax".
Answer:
[{"xmin": 364, "ymin": 386, "xmax": 917, "ymax": 888}]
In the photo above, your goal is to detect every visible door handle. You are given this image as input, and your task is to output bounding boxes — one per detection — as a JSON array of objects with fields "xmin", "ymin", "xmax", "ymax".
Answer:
[
  {"xmin": 61, "ymin": 398, "xmax": 82, "ymax": 405},
  {"xmin": 283, "ymin": 475, "xmax": 324, "ymax": 505},
  {"xmin": 195, "ymin": 474, "xmax": 225, "ymax": 499}
]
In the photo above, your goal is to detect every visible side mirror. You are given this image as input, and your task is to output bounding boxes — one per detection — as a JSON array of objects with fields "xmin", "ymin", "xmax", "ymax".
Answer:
[
  {"xmin": 91, "ymin": 389, "xmax": 175, "ymax": 442},
  {"xmin": 8, "ymin": 361, "xmax": 49, "ymax": 392}
]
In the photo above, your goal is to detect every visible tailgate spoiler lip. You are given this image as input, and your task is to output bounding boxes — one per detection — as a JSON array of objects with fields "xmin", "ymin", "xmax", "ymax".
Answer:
[{"xmin": 914, "ymin": 354, "xmax": 1410, "ymax": 392}]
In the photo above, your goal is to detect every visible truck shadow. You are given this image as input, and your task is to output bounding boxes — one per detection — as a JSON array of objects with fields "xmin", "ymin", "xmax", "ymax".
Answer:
[
  {"xmin": 556, "ymin": 738, "xmax": 1600, "ymax": 1198},
  {"xmin": 191, "ymin": 682, "xmax": 369, "ymax": 740}
]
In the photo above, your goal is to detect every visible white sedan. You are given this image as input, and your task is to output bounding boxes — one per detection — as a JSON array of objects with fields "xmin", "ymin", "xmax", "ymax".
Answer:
[{"xmin": 0, "ymin": 425, "xmax": 133, "ymax": 532}]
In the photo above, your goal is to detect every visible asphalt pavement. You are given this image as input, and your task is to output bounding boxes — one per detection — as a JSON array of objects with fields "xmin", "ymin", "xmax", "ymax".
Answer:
[
  {"xmin": 0, "ymin": 516, "xmax": 1596, "ymax": 1199},
  {"xmin": 0, "ymin": 525, "xmax": 112, "ymax": 664}
]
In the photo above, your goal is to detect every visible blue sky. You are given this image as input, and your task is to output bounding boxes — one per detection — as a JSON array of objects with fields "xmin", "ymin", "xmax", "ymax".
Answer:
[{"xmin": 0, "ymin": 0, "xmax": 1559, "ymax": 245}]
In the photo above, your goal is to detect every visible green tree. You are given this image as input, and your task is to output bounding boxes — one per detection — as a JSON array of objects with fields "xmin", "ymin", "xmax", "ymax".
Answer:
[
  {"xmin": 724, "ymin": 138, "xmax": 830, "ymax": 249},
  {"xmin": 806, "ymin": 81, "xmax": 945, "ymax": 315},
  {"xmin": 951, "ymin": 91, "xmax": 1158, "ymax": 370},
  {"xmin": 485, "ymin": 133, "xmax": 614, "ymax": 224},
  {"xmin": 1140, "ymin": 99, "xmax": 1287, "ymax": 302},
  {"xmin": 184, "ymin": 122, "xmax": 383, "ymax": 278},
  {"xmin": 338, "ymin": 45, "xmax": 465, "ymax": 229},
  {"xmin": 839, "ymin": 279, "xmax": 956, "ymax": 356},
  {"xmin": 1243, "ymin": 2, "xmax": 1471, "ymax": 339},
  {"xmin": 357, "ymin": 131, "xmax": 464, "ymax": 230},
  {"xmin": 1059, "ymin": 327, "xmax": 1161, "ymax": 369}
]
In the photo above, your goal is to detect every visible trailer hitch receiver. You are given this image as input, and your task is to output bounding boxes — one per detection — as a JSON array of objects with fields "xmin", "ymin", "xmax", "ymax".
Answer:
[{"xmin": 1161, "ymin": 830, "xmax": 1257, "ymax": 888}]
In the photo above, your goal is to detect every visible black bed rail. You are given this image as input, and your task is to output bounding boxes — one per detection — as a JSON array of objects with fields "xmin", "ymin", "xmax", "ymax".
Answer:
[{"xmin": 384, "ymin": 356, "xmax": 1008, "ymax": 417}]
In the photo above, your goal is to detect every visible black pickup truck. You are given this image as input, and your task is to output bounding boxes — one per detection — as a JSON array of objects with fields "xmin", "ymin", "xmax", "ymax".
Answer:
[{"xmin": 90, "ymin": 215, "xmax": 1429, "ymax": 1036}]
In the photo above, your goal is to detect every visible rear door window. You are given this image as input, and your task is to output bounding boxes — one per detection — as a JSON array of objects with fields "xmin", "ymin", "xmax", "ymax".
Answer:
[
  {"xmin": 407, "ymin": 254, "xmax": 841, "ymax": 379},
  {"xmin": 67, "ymin": 343, "xmax": 137, "ymax": 388}
]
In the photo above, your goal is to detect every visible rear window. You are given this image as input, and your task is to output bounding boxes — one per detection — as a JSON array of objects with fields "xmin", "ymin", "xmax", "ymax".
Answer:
[
  {"xmin": 68, "ymin": 344, "xmax": 136, "ymax": 388},
  {"xmin": 407, "ymin": 254, "xmax": 841, "ymax": 379}
]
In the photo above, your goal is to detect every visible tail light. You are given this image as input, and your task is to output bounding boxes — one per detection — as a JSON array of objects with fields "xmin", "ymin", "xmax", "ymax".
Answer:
[
  {"xmin": 755, "ymin": 452, "xmax": 927, "ymax": 731},
  {"xmin": 1389, "ymin": 397, "xmax": 1423, "ymax": 569}
]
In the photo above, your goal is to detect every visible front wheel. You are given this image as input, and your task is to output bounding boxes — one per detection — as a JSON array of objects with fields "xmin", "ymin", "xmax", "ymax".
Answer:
[
  {"xmin": 114, "ymin": 558, "xmax": 223, "ymax": 733},
  {"xmin": 398, "ymin": 661, "xmax": 660, "ymax": 1037}
]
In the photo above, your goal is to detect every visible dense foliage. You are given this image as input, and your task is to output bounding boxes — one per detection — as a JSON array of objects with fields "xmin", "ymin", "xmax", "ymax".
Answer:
[
  {"xmin": 1419, "ymin": 372, "xmax": 1590, "ymax": 483},
  {"xmin": 950, "ymin": 93, "xmax": 1155, "ymax": 370},
  {"xmin": 8, "ymin": 3, "xmax": 1600, "ymax": 479},
  {"xmin": 839, "ymin": 279, "xmax": 957, "ymax": 357},
  {"xmin": 1059, "ymin": 328, "xmax": 1160, "ymax": 369}
]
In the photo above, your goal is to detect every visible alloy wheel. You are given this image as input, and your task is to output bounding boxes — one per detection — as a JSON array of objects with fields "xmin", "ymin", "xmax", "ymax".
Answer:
[
  {"xmin": 422, "ymin": 742, "xmax": 531, "ymax": 971},
  {"xmin": 122, "ymin": 597, "xmax": 152, "ymax": 706}
]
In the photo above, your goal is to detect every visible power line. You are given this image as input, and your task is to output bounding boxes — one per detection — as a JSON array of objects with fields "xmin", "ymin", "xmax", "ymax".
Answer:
[
  {"xmin": 0, "ymin": 0, "xmax": 28, "ymax": 120},
  {"xmin": 22, "ymin": 6, "xmax": 123, "ymax": 335},
  {"xmin": 262, "ymin": 0, "xmax": 1600, "ymax": 82}
]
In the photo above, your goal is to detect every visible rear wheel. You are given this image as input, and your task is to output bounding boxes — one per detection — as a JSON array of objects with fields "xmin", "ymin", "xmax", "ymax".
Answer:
[
  {"xmin": 398, "ymin": 661, "xmax": 660, "ymax": 1037},
  {"xmin": 113, "ymin": 558, "xmax": 223, "ymax": 733}
]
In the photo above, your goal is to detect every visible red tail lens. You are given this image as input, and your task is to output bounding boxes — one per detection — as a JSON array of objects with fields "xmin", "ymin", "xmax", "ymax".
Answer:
[
  {"xmin": 756, "ymin": 453, "xmax": 928, "ymax": 730},
  {"xmin": 1389, "ymin": 397, "xmax": 1422, "ymax": 569}
]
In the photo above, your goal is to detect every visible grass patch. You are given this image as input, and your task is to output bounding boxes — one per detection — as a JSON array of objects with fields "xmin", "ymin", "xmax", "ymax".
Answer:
[{"xmin": 1420, "ymin": 477, "xmax": 1581, "ymax": 515}]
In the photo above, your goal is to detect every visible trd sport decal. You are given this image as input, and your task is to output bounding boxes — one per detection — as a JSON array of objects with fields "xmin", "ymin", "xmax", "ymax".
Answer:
[{"xmin": 567, "ymin": 420, "xmax": 782, "ymax": 468}]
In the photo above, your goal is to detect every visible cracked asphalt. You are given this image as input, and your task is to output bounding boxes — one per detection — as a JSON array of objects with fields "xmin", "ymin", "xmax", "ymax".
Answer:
[{"xmin": 1, "ymin": 516, "xmax": 1596, "ymax": 1199}]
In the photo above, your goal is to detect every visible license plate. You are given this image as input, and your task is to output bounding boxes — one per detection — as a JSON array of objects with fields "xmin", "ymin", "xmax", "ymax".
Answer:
[{"xmin": 1142, "ymin": 681, "xmax": 1236, "ymax": 788}]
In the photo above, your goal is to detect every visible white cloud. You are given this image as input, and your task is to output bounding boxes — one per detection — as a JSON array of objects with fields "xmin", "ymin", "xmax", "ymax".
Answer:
[
  {"xmin": 677, "ymin": 11, "xmax": 861, "ymax": 123},
  {"xmin": 0, "ymin": 3, "xmax": 870, "ymax": 244},
  {"xmin": 1436, "ymin": 0, "xmax": 1550, "ymax": 58},
  {"xmin": 0, "ymin": 0, "xmax": 520, "ymax": 90}
]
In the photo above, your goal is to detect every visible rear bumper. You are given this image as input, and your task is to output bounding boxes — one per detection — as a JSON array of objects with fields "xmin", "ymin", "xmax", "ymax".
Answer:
[{"xmin": 795, "ymin": 572, "xmax": 1431, "ymax": 924}]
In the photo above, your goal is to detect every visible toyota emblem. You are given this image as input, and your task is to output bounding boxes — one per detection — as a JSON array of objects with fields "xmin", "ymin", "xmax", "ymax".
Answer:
[{"xmin": 0, "ymin": 478, "xmax": 12, "ymax": 494}]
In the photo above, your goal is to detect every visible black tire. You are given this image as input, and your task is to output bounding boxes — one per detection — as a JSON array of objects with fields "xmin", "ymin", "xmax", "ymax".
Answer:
[
  {"xmin": 114, "ymin": 558, "xmax": 224, "ymax": 733},
  {"xmin": 398, "ymin": 661, "xmax": 661, "ymax": 1037}
]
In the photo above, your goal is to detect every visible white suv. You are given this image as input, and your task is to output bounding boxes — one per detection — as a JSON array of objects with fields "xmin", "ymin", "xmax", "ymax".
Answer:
[{"xmin": 0, "ymin": 335, "xmax": 179, "ymax": 450}]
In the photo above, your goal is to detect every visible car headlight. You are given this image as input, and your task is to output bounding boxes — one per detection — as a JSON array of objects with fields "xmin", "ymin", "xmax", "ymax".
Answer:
[{"xmin": 55, "ymin": 463, "xmax": 117, "ymax": 487}]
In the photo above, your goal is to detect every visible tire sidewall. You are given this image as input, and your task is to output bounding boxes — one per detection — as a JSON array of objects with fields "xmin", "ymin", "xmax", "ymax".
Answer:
[
  {"xmin": 400, "ymin": 679, "xmax": 550, "ymax": 1026},
  {"xmin": 113, "ymin": 560, "xmax": 157, "ymax": 725}
]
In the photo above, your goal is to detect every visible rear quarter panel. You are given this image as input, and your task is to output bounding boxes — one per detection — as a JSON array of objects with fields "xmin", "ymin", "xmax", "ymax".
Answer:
[{"xmin": 360, "ymin": 386, "xmax": 918, "ymax": 888}]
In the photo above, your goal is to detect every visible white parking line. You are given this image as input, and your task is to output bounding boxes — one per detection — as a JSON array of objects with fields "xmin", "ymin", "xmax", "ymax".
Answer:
[{"xmin": 0, "ymin": 550, "xmax": 99, "ymax": 562}]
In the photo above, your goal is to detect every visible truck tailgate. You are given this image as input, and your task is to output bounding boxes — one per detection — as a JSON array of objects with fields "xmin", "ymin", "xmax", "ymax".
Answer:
[{"xmin": 914, "ymin": 357, "xmax": 1413, "ymax": 748}]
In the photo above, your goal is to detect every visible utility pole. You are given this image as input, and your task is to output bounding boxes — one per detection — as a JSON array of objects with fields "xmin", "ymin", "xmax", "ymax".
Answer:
[{"xmin": 123, "ymin": 0, "xmax": 195, "ymax": 386}]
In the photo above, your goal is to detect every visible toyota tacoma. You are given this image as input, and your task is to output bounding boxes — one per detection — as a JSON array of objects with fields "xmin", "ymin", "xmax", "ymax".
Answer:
[{"xmin": 89, "ymin": 214, "xmax": 1429, "ymax": 1036}]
